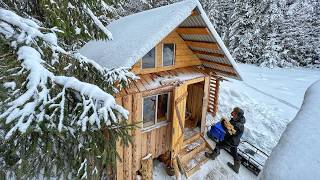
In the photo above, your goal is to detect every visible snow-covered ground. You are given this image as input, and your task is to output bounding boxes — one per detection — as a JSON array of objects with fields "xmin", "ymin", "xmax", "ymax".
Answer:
[
  {"xmin": 154, "ymin": 64, "xmax": 320, "ymax": 179},
  {"xmin": 261, "ymin": 80, "xmax": 320, "ymax": 179}
]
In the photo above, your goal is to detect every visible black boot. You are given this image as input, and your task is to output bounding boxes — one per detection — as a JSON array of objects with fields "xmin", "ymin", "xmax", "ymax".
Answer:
[
  {"xmin": 205, "ymin": 151, "xmax": 219, "ymax": 160},
  {"xmin": 227, "ymin": 160, "xmax": 241, "ymax": 173}
]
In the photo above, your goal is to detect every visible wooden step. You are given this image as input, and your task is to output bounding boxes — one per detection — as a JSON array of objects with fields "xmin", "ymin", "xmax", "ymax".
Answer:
[
  {"xmin": 183, "ymin": 147, "xmax": 211, "ymax": 178},
  {"xmin": 183, "ymin": 132, "xmax": 200, "ymax": 146},
  {"xmin": 180, "ymin": 138, "xmax": 206, "ymax": 163},
  {"xmin": 176, "ymin": 134, "xmax": 214, "ymax": 178}
]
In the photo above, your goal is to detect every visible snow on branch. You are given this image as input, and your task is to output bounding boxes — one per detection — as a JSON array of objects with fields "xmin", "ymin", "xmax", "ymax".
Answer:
[
  {"xmin": 0, "ymin": 8, "xmax": 130, "ymax": 139},
  {"xmin": 83, "ymin": 3, "xmax": 113, "ymax": 39}
]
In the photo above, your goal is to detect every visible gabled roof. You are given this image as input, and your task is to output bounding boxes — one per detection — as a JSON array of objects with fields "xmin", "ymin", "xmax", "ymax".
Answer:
[{"xmin": 79, "ymin": 0, "xmax": 243, "ymax": 80}]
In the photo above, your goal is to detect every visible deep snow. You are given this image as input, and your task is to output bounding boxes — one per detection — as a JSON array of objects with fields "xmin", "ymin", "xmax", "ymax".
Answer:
[
  {"xmin": 153, "ymin": 64, "xmax": 320, "ymax": 179},
  {"xmin": 261, "ymin": 80, "xmax": 320, "ymax": 180}
]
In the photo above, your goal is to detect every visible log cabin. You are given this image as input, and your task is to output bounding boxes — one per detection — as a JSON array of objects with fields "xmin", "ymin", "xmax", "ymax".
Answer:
[{"xmin": 80, "ymin": 0, "xmax": 243, "ymax": 179}]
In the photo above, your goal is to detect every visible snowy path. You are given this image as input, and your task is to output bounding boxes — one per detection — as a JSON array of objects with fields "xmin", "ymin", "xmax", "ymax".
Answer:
[
  {"xmin": 242, "ymin": 82, "xmax": 299, "ymax": 110},
  {"xmin": 154, "ymin": 64, "xmax": 320, "ymax": 180}
]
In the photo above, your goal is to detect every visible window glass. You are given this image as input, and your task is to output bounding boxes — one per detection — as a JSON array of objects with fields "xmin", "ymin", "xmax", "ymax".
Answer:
[
  {"xmin": 142, "ymin": 48, "xmax": 155, "ymax": 69},
  {"xmin": 143, "ymin": 96, "xmax": 156, "ymax": 127},
  {"xmin": 157, "ymin": 94, "xmax": 169, "ymax": 122},
  {"xmin": 163, "ymin": 44, "xmax": 175, "ymax": 66}
]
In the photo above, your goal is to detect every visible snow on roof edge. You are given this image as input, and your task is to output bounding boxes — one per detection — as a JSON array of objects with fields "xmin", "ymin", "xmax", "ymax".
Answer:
[
  {"xmin": 79, "ymin": 0, "xmax": 243, "ymax": 80},
  {"xmin": 119, "ymin": 0, "xmax": 197, "ymax": 68}
]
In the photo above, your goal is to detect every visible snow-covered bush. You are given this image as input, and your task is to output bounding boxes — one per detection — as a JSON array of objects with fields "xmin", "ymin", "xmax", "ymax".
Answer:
[{"xmin": 0, "ymin": 1, "xmax": 136, "ymax": 179}]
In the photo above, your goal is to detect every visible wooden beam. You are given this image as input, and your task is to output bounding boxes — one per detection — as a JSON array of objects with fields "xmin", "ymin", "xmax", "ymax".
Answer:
[
  {"xmin": 204, "ymin": 66, "xmax": 237, "ymax": 77},
  {"xmin": 200, "ymin": 59, "xmax": 233, "ymax": 68},
  {"xmin": 191, "ymin": 10, "xmax": 199, "ymax": 16},
  {"xmin": 193, "ymin": 50, "xmax": 225, "ymax": 58},
  {"xmin": 185, "ymin": 41, "xmax": 220, "ymax": 50},
  {"xmin": 176, "ymin": 28, "xmax": 210, "ymax": 35}
]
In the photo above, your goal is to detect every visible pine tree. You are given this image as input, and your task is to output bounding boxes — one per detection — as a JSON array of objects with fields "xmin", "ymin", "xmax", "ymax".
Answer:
[
  {"xmin": 0, "ymin": 0, "xmax": 136, "ymax": 179},
  {"xmin": 200, "ymin": 0, "xmax": 235, "ymax": 47},
  {"xmin": 278, "ymin": 0, "xmax": 320, "ymax": 68}
]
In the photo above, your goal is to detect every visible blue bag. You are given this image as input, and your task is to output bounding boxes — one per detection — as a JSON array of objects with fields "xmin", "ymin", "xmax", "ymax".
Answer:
[{"xmin": 208, "ymin": 122, "xmax": 226, "ymax": 141}]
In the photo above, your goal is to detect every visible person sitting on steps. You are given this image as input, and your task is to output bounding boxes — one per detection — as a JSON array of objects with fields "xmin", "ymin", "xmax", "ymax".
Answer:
[{"xmin": 205, "ymin": 107, "xmax": 246, "ymax": 174}]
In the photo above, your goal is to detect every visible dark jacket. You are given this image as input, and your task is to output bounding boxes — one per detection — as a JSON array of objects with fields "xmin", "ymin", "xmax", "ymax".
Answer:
[{"xmin": 223, "ymin": 115, "xmax": 246, "ymax": 147}]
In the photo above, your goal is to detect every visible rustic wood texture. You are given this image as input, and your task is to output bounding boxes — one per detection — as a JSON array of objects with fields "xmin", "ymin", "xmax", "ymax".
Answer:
[
  {"xmin": 116, "ymin": 66, "xmax": 208, "ymax": 97},
  {"xmin": 131, "ymin": 31, "xmax": 202, "ymax": 75},
  {"xmin": 171, "ymin": 84, "xmax": 188, "ymax": 162},
  {"xmin": 194, "ymin": 50, "xmax": 225, "ymax": 58},
  {"xmin": 201, "ymin": 76, "xmax": 210, "ymax": 133},
  {"xmin": 140, "ymin": 155, "xmax": 153, "ymax": 180},
  {"xmin": 185, "ymin": 40, "xmax": 220, "ymax": 50},
  {"xmin": 176, "ymin": 27, "xmax": 210, "ymax": 35},
  {"xmin": 186, "ymin": 82, "xmax": 204, "ymax": 128},
  {"xmin": 115, "ymin": 93, "xmax": 173, "ymax": 180},
  {"xmin": 122, "ymin": 95, "xmax": 133, "ymax": 180},
  {"xmin": 208, "ymin": 76, "xmax": 220, "ymax": 117},
  {"xmin": 115, "ymin": 97, "xmax": 124, "ymax": 180}
]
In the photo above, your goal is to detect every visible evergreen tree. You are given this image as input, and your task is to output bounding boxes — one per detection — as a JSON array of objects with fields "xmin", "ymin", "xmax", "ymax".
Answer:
[
  {"xmin": 0, "ymin": 0, "xmax": 136, "ymax": 179},
  {"xmin": 278, "ymin": 0, "xmax": 320, "ymax": 67},
  {"xmin": 201, "ymin": 0, "xmax": 235, "ymax": 47}
]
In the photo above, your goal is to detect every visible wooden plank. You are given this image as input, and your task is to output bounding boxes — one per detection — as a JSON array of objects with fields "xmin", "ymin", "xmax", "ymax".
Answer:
[
  {"xmin": 171, "ymin": 84, "xmax": 188, "ymax": 163},
  {"xmin": 155, "ymin": 127, "xmax": 161, "ymax": 157},
  {"xmin": 131, "ymin": 93, "xmax": 142, "ymax": 176},
  {"xmin": 141, "ymin": 85, "xmax": 174, "ymax": 97},
  {"xmin": 184, "ymin": 76, "xmax": 205, "ymax": 85},
  {"xmin": 201, "ymin": 76, "xmax": 210, "ymax": 133},
  {"xmin": 185, "ymin": 41, "xmax": 220, "ymax": 50},
  {"xmin": 161, "ymin": 126, "xmax": 168, "ymax": 153},
  {"xmin": 115, "ymin": 97, "xmax": 124, "ymax": 180},
  {"xmin": 200, "ymin": 59, "xmax": 233, "ymax": 68},
  {"xmin": 139, "ymin": 76, "xmax": 153, "ymax": 90},
  {"xmin": 176, "ymin": 27, "xmax": 210, "ymax": 35},
  {"xmin": 141, "ymin": 132, "xmax": 148, "ymax": 158},
  {"xmin": 151, "ymin": 129, "xmax": 157, "ymax": 158},
  {"xmin": 122, "ymin": 95, "xmax": 132, "ymax": 180},
  {"xmin": 194, "ymin": 50, "xmax": 225, "ymax": 58},
  {"xmin": 140, "ymin": 155, "xmax": 153, "ymax": 180},
  {"xmin": 147, "ymin": 132, "xmax": 152, "ymax": 155},
  {"xmin": 134, "ymin": 79, "xmax": 147, "ymax": 92},
  {"xmin": 116, "ymin": 141, "xmax": 124, "ymax": 180},
  {"xmin": 125, "ymin": 81, "xmax": 140, "ymax": 95},
  {"xmin": 143, "ymin": 74, "xmax": 159, "ymax": 89},
  {"xmin": 204, "ymin": 65, "xmax": 237, "ymax": 77}
]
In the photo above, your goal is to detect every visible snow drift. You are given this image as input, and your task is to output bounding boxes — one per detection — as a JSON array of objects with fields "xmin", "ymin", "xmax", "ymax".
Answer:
[{"xmin": 261, "ymin": 80, "xmax": 320, "ymax": 179}]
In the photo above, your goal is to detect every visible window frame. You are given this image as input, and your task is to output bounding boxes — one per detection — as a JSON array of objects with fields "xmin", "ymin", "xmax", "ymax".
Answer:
[
  {"xmin": 141, "ymin": 47, "xmax": 156, "ymax": 69},
  {"xmin": 162, "ymin": 43, "xmax": 175, "ymax": 67},
  {"xmin": 141, "ymin": 92, "xmax": 171, "ymax": 129}
]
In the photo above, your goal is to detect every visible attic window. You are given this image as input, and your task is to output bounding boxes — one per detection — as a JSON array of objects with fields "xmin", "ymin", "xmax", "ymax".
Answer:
[
  {"xmin": 162, "ymin": 44, "xmax": 175, "ymax": 66},
  {"xmin": 142, "ymin": 48, "xmax": 156, "ymax": 69},
  {"xmin": 142, "ymin": 93, "xmax": 170, "ymax": 128}
]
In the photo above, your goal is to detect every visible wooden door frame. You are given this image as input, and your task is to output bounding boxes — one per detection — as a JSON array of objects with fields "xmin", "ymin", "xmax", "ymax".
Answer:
[
  {"xmin": 183, "ymin": 76, "xmax": 210, "ymax": 134},
  {"xmin": 170, "ymin": 76, "xmax": 209, "ymax": 152}
]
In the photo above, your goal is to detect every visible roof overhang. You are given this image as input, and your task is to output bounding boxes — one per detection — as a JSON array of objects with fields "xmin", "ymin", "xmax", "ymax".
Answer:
[{"xmin": 176, "ymin": 8, "xmax": 243, "ymax": 80}]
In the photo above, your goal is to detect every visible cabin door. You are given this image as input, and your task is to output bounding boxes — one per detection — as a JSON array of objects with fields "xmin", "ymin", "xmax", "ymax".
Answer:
[{"xmin": 171, "ymin": 84, "xmax": 188, "ymax": 161}]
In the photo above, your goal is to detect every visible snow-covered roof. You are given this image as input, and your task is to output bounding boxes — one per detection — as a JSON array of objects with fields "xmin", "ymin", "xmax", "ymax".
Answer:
[{"xmin": 80, "ymin": 0, "xmax": 242, "ymax": 80}]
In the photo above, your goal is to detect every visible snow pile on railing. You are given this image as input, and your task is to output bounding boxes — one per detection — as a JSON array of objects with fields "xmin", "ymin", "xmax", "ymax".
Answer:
[
  {"xmin": 260, "ymin": 80, "xmax": 320, "ymax": 179},
  {"xmin": 0, "ymin": 8, "xmax": 131, "ymax": 139}
]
